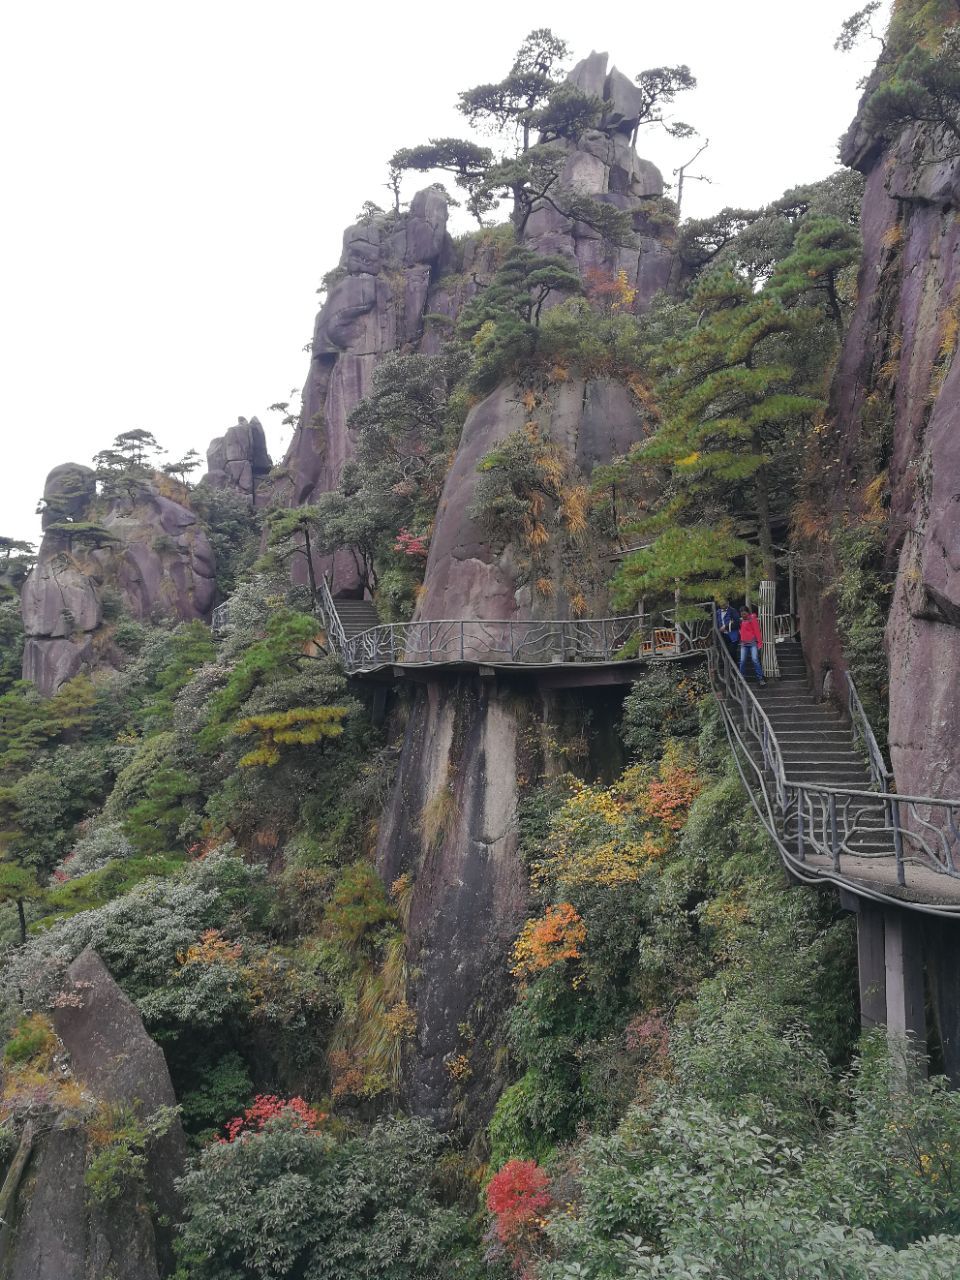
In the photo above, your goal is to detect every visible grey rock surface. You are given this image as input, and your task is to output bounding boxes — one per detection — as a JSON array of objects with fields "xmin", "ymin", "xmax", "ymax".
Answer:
[
  {"xmin": 9, "ymin": 951, "xmax": 184, "ymax": 1279},
  {"xmin": 21, "ymin": 468, "xmax": 216, "ymax": 694},
  {"xmin": 203, "ymin": 416, "xmax": 272, "ymax": 501},
  {"xmin": 51, "ymin": 948, "xmax": 187, "ymax": 1274},
  {"xmin": 417, "ymin": 376, "xmax": 647, "ymax": 624},
  {"xmin": 39, "ymin": 464, "xmax": 97, "ymax": 531}
]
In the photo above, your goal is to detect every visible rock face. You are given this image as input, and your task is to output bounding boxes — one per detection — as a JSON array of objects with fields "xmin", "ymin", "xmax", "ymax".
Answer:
[
  {"xmin": 21, "ymin": 469, "xmax": 216, "ymax": 695},
  {"xmin": 7, "ymin": 950, "xmax": 187, "ymax": 1280},
  {"xmin": 379, "ymin": 374, "xmax": 648, "ymax": 1127},
  {"xmin": 377, "ymin": 681, "xmax": 531, "ymax": 1125},
  {"xmin": 274, "ymin": 55, "xmax": 674, "ymax": 596},
  {"xmin": 525, "ymin": 52, "xmax": 674, "ymax": 304},
  {"xmin": 270, "ymin": 188, "xmax": 453, "ymax": 593},
  {"xmin": 202, "ymin": 416, "xmax": 272, "ymax": 502},
  {"xmin": 419, "ymin": 376, "xmax": 647, "ymax": 626},
  {"xmin": 798, "ymin": 110, "xmax": 960, "ymax": 803}
]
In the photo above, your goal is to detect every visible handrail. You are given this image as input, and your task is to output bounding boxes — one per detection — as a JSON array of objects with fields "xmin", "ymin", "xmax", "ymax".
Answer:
[
  {"xmin": 707, "ymin": 620, "xmax": 960, "ymax": 890},
  {"xmin": 708, "ymin": 610, "xmax": 788, "ymax": 811},
  {"xmin": 334, "ymin": 610, "xmax": 713, "ymax": 673},
  {"xmin": 317, "ymin": 574, "xmax": 348, "ymax": 654},
  {"xmin": 846, "ymin": 671, "xmax": 892, "ymax": 790}
]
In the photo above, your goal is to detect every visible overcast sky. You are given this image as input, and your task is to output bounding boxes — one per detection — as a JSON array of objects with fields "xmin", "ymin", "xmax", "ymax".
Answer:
[{"xmin": 1, "ymin": 0, "xmax": 888, "ymax": 545}]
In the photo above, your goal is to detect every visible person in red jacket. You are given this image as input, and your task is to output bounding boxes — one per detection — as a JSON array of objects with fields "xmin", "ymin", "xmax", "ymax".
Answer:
[{"xmin": 738, "ymin": 608, "xmax": 766, "ymax": 685}]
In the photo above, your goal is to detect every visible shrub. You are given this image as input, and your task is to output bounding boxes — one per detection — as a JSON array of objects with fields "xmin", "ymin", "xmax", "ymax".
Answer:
[{"xmin": 175, "ymin": 1114, "xmax": 477, "ymax": 1279}]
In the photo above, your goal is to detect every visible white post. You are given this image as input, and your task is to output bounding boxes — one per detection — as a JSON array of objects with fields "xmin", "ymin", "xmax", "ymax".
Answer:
[{"xmin": 759, "ymin": 579, "xmax": 779, "ymax": 678}]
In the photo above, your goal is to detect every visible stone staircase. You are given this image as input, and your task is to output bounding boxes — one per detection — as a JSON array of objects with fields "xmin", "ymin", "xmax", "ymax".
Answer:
[
  {"xmin": 740, "ymin": 639, "xmax": 894, "ymax": 861},
  {"xmin": 330, "ymin": 598, "xmax": 380, "ymax": 638}
]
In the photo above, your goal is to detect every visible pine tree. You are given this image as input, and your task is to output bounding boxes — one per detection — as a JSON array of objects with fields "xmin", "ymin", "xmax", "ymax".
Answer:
[
  {"xmin": 615, "ymin": 271, "xmax": 821, "ymax": 604},
  {"xmin": 233, "ymin": 706, "xmax": 349, "ymax": 768}
]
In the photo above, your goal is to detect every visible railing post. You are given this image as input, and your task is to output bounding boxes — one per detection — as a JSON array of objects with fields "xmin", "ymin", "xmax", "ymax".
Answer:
[
  {"xmin": 891, "ymin": 797, "xmax": 906, "ymax": 887},
  {"xmin": 459, "ymin": 620, "xmax": 464, "ymax": 662},
  {"xmin": 796, "ymin": 787, "xmax": 805, "ymax": 862},
  {"xmin": 601, "ymin": 618, "xmax": 608, "ymax": 660},
  {"xmin": 427, "ymin": 620, "xmax": 433, "ymax": 662},
  {"xmin": 509, "ymin": 620, "xmax": 515, "ymax": 661},
  {"xmin": 390, "ymin": 625, "xmax": 397, "ymax": 663},
  {"xmin": 829, "ymin": 792, "xmax": 840, "ymax": 872}
]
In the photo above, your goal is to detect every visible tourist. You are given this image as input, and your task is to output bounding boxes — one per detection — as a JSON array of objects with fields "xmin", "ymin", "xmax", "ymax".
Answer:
[
  {"xmin": 716, "ymin": 600, "xmax": 741, "ymax": 650},
  {"xmin": 739, "ymin": 608, "xmax": 766, "ymax": 685}
]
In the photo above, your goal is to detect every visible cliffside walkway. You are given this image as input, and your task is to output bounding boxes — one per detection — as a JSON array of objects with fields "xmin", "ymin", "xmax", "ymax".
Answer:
[
  {"xmin": 315, "ymin": 577, "xmax": 714, "ymax": 680},
  {"xmin": 708, "ymin": 628, "xmax": 960, "ymax": 917}
]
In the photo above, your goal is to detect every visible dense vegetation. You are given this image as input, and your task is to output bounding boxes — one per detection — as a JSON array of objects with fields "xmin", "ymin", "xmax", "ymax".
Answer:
[{"xmin": 3, "ymin": 8, "xmax": 960, "ymax": 1278}]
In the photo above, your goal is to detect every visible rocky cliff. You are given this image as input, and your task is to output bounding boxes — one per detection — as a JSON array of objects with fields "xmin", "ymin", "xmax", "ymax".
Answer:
[
  {"xmin": 21, "ymin": 464, "xmax": 216, "ymax": 695},
  {"xmin": 202, "ymin": 416, "xmax": 272, "ymax": 503},
  {"xmin": 370, "ymin": 57, "xmax": 673, "ymax": 1128},
  {"xmin": 798, "ymin": 106, "xmax": 960, "ymax": 801},
  {"xmin": 3, "ymin": 951, "xmax": 186, "ymax": 1279}
]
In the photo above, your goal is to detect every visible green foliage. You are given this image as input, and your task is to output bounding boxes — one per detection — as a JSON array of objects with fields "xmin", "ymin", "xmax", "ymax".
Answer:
[
  {"xmin": 179, "ymin": 1051, "xmax": 254, "ymax": 1139},
  {"xmin": 139, "ymin": 621, "xmax": 216, "ymax": 731},
  {"xmin": 40, "ymin": 856, "xmax": 183, "ymax": 924},
  {"xmin": 830, "ymin": 513, "xmax": 893, "ymax": 737},
  {"xmin": 541, "ymin": 1039, "xmax": 960, "ymax": 1278},
  {"xmin": 234, "ymin": 705, "xmax": 349, "ymax": 768},
  {"xmin": 125, "ymin": 766, "xmax": 200, "ymax": 855},
  {"xmin": 325, "ymin": 862, "xmax": 396, "ymax": 951},
  {"xmin": 863, "ymin": 22, "xmax": 960, "ymax": 156},
  {"xmin": 621, "ymin": 668, "xmax": 706, "ymax": 759},
  {"xmin": 175, "ymin": 1114, "xmax": 478, "ymax": 1280},
  {"xmin": 198, "ymin": 610, "xmax": 321, "ymax": 753},
  {"xmin": 86, "ymin": 1103, "xmax": 179, "ymax": 1204},
  {"xmin": 458, "ymin": 246, "xmax": 583, "ymax": 392},
  {"xmin": 4, "ymin": 1013, "xmax": 56, "ymax": 1064},
  {"xmin": 190, "ymin": 486, "xmax": 262, "ymax": 596}
]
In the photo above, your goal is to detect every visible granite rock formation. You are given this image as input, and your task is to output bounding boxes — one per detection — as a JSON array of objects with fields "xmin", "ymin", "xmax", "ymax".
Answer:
[
  {"xmin": 275, "ymin": 54, "xmax": 673, "ymax": 598},
  {"xmin": 525, "ymin": 52, "xmax": 674, "ymax": 302},
  {"xmin": 418, "ymin": 376, "xmax": 647, "ymax": 624},
  {"xmin": 202, "ymin": 416, "xmax": 272, "ymax": 502},
  {"xmin": 798, "ymin": 106, "xmax": 960, "ymax": 802},
  {"xmin": 270, "ymin": 188, "xmax": 453, "ymax": 593},
  {"xmin": 6, "ymin": 950, "xmax": 187, "ymax": 1280},
  {"xmin": 22, "ymin": 469, "xmax": 215, "ymax": 695}
]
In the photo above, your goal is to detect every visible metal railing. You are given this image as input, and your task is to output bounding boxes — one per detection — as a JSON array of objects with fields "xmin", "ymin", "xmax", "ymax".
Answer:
[
  {"xmin": 317, "ymin": 575, "xmax": 348, "ymax": 654},
  {"xmin": 333, "ymin": 610, "xmax": 712, "ymax": 672},
  {"xmin": 846, "ymin": 672, "xmax": 892, "ymax": 791},
  {"xmin": 708, "ymin": 614, "xmax": 960, "ymax": 894}
]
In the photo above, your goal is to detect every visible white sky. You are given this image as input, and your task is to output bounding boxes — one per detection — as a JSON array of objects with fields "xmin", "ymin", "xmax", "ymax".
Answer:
[{"xmin": 1, "ymin": 0, "xmax": 888, "ymax": 545}]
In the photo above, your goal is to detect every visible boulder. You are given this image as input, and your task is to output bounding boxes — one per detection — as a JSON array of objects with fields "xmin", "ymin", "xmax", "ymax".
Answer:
[
  {"xmin": 50, "ymin": 949, "xmax": 187, "ymax": 1273},
  {"xmin": 8, "ymin": 951, "xmax": 185, "ymax": 1279},
  {"xmin": 202, "ymin": 416, "xmax": 272, "ymax": 501}
]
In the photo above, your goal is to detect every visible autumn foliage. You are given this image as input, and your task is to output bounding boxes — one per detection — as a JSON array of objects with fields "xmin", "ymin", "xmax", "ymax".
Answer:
[
  {"xmin": 488, "ymin": 1162, "xmax": 547, "ymax": 1249},
  {"xmin": 511, "ymin": 902, "xmax": 586, "ymax": 979},
  {"xmin": 394, "ymin": 528, "xmax": 430, "ymax": 559},
  {"xmin": 221, "ymin": 1093, "xmax": 326, "ymax": 1143}
]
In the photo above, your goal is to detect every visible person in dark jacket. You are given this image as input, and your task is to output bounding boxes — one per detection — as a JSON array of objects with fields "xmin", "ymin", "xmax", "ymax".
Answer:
[
  {"xmin": 716, "ymin": 601, "xmax": 741, "ymax": 650},
  {"xmin": 739, "ymin": 608, "xmax": 766, "ymax": 685}
]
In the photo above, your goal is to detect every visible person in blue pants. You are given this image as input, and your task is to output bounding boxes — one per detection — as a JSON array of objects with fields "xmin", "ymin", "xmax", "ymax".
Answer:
[{"xmin": 738, "ymin": 608, "xmax": 766, "ymax": 685}]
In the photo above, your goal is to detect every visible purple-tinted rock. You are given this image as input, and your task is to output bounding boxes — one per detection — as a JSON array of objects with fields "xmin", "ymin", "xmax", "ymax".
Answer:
[
  {"xmin": 204, "ymin": 417, "xmax": 272, "ymax": 501},
  {"xmin": 417, "ymin": 377, "xmax": 647, "ymax": 625},
  {"xmin": 798, "ymin": 102, "xmax": 960, "ymax": 804},
  {"xmin": 21, "ymin": 468, "xmax": 217, "ymax": 694}
]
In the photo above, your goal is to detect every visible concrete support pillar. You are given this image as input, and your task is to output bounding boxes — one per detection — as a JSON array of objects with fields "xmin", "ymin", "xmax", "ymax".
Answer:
[
  {"xmin": 856, "ymin": 903, "xmax": 887, "ymax": 1029},
  {"xmin": 924, "ymin": 918, "xmax": 960, "ymax": 1085},
  {"xmin": 884, "ymin": 908, "xmax": 927, "ymax": 1066}
]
